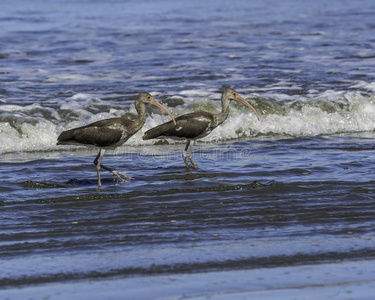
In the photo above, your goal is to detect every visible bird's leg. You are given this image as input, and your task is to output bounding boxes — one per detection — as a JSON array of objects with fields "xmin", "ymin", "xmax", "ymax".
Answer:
[
  {"xmin": 188, "ymin": 140, "xmax": 198, "ymax": 169},
  {"xmin": 183, "ymin": 140, "xmax": 190, "ymax": 169},
  {"xmin": 93, "ymin": 149, "xmax": 106, "ymax": 188},
  {"xmin": 93, "ymin": 149, "xmax": 133, "ymax": 186}
]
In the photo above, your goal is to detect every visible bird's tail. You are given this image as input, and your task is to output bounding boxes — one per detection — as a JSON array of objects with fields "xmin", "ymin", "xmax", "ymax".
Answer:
[
  {"xmin": 56, "ymin": 128, "xmax": 75, "ymax": 145},
  {"xmin": 142, "ymin": 122, "xmax": 172, "ymax": 140}
]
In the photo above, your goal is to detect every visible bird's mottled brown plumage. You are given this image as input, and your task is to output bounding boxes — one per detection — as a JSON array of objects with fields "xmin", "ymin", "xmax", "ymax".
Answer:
[
  {"xmin": 57, "ymin": 118, "xmax": 133, "ymax": 148},
  {"xmin": 142, "ymin": 88, "xmax": 260, "ymax": 169},
  {"xmin": 143, "ymin": 111, "xmax": 214, "ymax": 140},
  {"xmin": 57, "ymin": 92, "xmax": 176, "ymax": 188}
]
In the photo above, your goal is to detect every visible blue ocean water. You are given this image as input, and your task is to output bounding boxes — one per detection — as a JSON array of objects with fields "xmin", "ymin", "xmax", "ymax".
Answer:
[{"xmin": 0, "ymin": 0, "xmax": 374, "ymax": 297}]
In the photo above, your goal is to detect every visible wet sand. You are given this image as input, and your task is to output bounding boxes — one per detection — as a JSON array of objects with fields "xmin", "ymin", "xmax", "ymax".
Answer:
[{"xmin": 1, "ymin": 259, "xmax": 374, "ymax": 299}]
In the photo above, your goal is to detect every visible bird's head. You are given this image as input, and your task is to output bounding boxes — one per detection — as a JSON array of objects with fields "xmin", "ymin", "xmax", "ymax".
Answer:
[
  {"xmin": 223, "ymin": 88, "xmax": 260, "ymax": 121},
  {"xmin": 137, "ymin": 92, "xmax": 176, "ymax": 125}
]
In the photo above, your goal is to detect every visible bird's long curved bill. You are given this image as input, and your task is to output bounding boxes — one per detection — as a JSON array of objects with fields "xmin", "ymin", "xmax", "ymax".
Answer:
[
  {"xmin": 150, "ymin": 99, "xmax": 177, "ymax": 125},
  {"xmin": 235, "ymin": 95, "xmax": 260, "ymax": 121}
]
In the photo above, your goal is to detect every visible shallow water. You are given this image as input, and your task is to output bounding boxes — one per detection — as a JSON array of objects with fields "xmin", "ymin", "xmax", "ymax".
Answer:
[{"xmin": 1, "ymin": 0, "xmax": 375, "ymax": 298}]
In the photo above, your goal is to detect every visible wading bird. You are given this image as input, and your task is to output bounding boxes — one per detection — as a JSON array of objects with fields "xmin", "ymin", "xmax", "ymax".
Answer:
[
  {"xmin": 57, "ymin": 92, "xmax": 176, "ymax": 188},
  {"xmin": 143, "ymin": 88, "xmax": 260, "ymax": 168}
]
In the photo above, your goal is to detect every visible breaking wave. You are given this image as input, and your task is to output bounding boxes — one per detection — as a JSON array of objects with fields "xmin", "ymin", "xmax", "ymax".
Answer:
[{"xmin": 1, "ymin": 84, "xmax": 375, "ymax": 154}]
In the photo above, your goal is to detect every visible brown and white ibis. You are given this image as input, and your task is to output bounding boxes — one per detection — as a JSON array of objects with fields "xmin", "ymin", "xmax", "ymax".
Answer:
[
  {"xmin": 57, "ymin": 92, "xmax": 176, "ymax": 188},
  {"xmin": 142, "ymin": 88, "xmax": 260, "ymax": 168}
]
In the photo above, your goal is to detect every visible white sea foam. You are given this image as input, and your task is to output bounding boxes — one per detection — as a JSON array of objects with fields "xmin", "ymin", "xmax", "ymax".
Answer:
[
  {"xmin": 0, "ymin": 120, "xmax": 59, "ymax": 154},
  {"xmin": 249, "ymin": 91, "xmax": 375, "ymax": 137},
  {"xmin": 1, "ymin": 88, "xmax": 374, "ymax": 154},
  {"xmin": 45, "ymin": 74, "xmax": 93, "ymax": 83},
  {"xmin": 178, "ymin": 89, "xmax": 211, "ymax": 99},
  {"xmin": 0, "ymin": 104, "xmax": 26, "ymax": 112},
  {"xmin": 351, "ymin": 81, "xmax": 375, "ymax": 92}
]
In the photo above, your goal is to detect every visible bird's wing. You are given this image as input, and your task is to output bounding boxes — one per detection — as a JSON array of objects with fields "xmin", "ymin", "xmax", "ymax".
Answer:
[
  {"xmin": 143, "ymin": 112, "xmax": 213, "ymax": 140},
  {"xmin": 71, "ymin": 126, "xmax": 123, "ymax": 147},
  {"xmin": 57, "ymin": 118, "xmax": 123, "ymax": 147}
]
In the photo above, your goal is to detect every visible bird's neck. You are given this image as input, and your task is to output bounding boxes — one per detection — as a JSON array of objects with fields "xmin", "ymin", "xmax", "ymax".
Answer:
[
  {"xmin": 213, "ymin": 99, "xmax": 230, "ymax": 127},
  {"xmin": 133, "ymin": 102, "xmax": 147, "ymax": 131}
]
